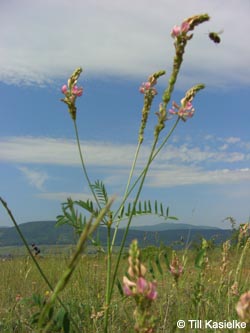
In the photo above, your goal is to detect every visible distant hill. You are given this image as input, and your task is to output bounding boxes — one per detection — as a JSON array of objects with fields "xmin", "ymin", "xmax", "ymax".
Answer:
[
  {"xmin": 0, "ymin": 220, "xmax": 232, "ymax": 247},
  {"xmin": 130, "ymin": 222, "xmax": 220, "ymax": 232},
  {"xmin": 0, "ymin": 221, "xmax": 76, "ymax": 246}
]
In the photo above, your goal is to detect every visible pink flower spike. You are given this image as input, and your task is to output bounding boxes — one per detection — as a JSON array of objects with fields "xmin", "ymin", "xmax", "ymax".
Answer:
[
  {"xmin": 171, "ymin": 25, "xmax": 181, "ymax": 38},
  {"xmin": 61, "ymin": 84, "xmax": 68, "ymax": 94}
]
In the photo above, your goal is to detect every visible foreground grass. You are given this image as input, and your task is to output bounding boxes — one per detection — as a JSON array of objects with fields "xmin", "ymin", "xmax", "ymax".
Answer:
[{"xmin": 0, "ymin": 242, "xmax": 249, "ymax": 332}]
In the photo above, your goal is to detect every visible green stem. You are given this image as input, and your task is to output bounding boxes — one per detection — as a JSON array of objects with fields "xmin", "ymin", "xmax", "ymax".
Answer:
[
  {"xmin": 111, "ymin": 140, "xmax": 142, "ymax": 251},
  {"xmin": 73, "ymin": 119, "xmax": 101, "ymax": 210},
  {"xmin": 111, "ymin": 37, "xmax": 184, "ymax": 225},
  {"xmin": 151, "ymin": 117, "xmax": 180, "ymax": 161},
  {"xmin": 124, "ymin": 141, "xmax": 142, "ymax": 205},
  {"xmin": 104, "ymin": 33, "xmax": 190, "ymax": 333},
  {"xmin": 108, "ymin": 137, "xmax": 159, "ymax": 305},
  {"xmin": 0, "ymin": 197, "xmax": 81, "ymax": 333},
  {"xmin": 104, "ymin": 223, "xmax": 112, "ymax": 331},
  {"xmin": 104, "ymin": 119, "xmax": 181, "ymax": 333},
  {"xmin": 112, "ymin": 117, "xmax": 180, "ymax": 223}
]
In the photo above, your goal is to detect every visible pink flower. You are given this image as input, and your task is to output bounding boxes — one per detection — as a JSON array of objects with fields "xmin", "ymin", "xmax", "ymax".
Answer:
[
  {"xmin": 171, "ymin": 21, "xmax": 190, "ymax": 38},
  {"xmin": 168, "ymin": 109, "xmax": 177, "ymax": 115},
  {"xmin": 137, "ymin": 277, "xmax": 157, "ymax": 300},
  {"xmin": 137, "ymin": 277, "xmax": 148, "ymax": 294},
  {"xmin": 139, "ymin": 82, "xmax": 157, "ymax": 95},
  {"xmin": 144, "ymin": 82, "xmax": 151, "ymax": 89},
  {"xmin": 169, "ymin": 252, "xmax": 184, "ymax": 282},
  {"xmin": 139, "ymin": 82, "xmax": 151, "ymax": 94},
  {"xmin": 123, "ymin": 276, "xmax": 136, "ymax": 296},
  {"xmin": 147, "ymin": 281, "xmax": 158, "ymax": 300},
  {"xmin": 61, "ymin": 84, "xmax": 68, "ymax": 94},
  {"xmin": 181, "ymin": 21, "xmax": 190, "ymax": 33},
  {"xmin": 171, "ymin": 25, "xmax": 181, "ymax": 38},
  {"xmin": 72, "ymin": 85, "xmax": 83, "ymax": 96},
  {"xmin": 169, "ymin": 264, "xmax": 184, "ymax": 279},
  {"xmin": 169, "ymin": 100, "xmax": 195, "ymax": 120},
  {"xmin": 123, "ymin": 276, "xmax": 157, "ymax": 300},
  {"xmin": 60, "ymin": 68, "xmax": 83, "ymax": 120}
]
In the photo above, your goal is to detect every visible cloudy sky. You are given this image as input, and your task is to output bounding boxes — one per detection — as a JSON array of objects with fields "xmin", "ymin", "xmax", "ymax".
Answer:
[{"xmin": 0, "ymin": 0, "xmax": 249, "ymax": 228}]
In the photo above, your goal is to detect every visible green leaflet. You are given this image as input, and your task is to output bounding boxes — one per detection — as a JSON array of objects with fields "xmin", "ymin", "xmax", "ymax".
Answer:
[{"xmin": 117, "ymin": 199, "xmax": 178, "ymax": 221}]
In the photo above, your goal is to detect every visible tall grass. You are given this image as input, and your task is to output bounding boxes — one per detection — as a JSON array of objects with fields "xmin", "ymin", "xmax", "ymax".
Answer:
[{"xmin": 0, "ymin": 240, "xmax": 250, "ymax": 332}]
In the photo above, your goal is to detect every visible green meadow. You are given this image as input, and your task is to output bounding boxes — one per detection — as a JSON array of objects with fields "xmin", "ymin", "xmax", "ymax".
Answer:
[{"xmin": 0, "ymin": 238, "xmax": 249, "ymax": 332}]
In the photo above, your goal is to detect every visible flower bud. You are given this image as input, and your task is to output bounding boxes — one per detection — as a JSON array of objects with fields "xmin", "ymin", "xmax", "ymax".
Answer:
[
  {"xmin": 61, "ymin": 84, "xmax": 68, "ymax": 94},
  {"xmin": 171, "ymin": 25, "xmax": 181, "ymax": 38}
]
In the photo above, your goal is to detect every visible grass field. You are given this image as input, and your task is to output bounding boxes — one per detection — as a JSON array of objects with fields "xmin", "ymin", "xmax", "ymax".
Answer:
[{"xmin": 0, "ymin": 237, "xmax": 249, "ymax": 332}]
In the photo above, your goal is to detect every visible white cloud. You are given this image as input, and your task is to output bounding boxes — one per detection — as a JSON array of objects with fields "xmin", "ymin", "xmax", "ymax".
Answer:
[
  {"xmin": 37, "ymin": 192, "xmax": 122, "ymax": 205},
  {"xmin": 1, "ymin": 136, "xmax": 249, "ymax": 167},
  {"xmin": 158, "ymin": 144, "xmax": 247, "ymax": 163},
  {"xmin": 0, "ymin": 0, "xmax": 250, "ymax": 88},
  {"xmin": 37, "ymin": 192, "xmax": 93, "ymax": 202},
  {"xmin": 219, "ymin": 144, "xmax": 228, "ymax": 151},
  {"xmin": 146, "ymin": 166, "xmax": 250, "ymax": 188},
  {"xmin": 1, "ymin": 136, "xmax": 250, "ymax": 190},
  {"xmin": 224, "ymin": 137, "xmax": 241, "ymax": 144},
  {"xmin": 0, "ymin": 136, "xmax": 135, "ymax": 167},
  {"xmin": 19, "ymin": 166, "xmax": 48, "ymax": 190}
]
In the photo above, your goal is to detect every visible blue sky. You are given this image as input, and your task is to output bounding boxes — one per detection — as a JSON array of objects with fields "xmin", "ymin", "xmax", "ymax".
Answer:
[{"xmin": 0, "ymin": 0, "xmax": 250, "ymax": 228}]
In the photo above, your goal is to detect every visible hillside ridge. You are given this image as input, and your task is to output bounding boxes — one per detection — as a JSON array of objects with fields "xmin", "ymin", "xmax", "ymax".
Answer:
[{"xmin": 0, "ymin": 220, "xmax": 231, "ymax": 247}]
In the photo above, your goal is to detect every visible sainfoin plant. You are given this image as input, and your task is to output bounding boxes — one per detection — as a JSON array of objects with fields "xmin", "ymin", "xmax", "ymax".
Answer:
[
  {"xmin": 58, "ymin": 13, "xmax": 210, "ymax": 333},
  {"xmin": 0, "ymin": 13, "xmax": 227, "ymax": 333}
]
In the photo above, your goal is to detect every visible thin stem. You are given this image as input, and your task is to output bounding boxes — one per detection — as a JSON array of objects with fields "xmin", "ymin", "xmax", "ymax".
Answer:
[
  {"xmin": 111, "ymin": 34, "xmax": 184, "ymax": 223},
  {"xmin": 109, "ymin": 137, "xmax": 158, "ymax": 303},
  {"xmin": 124, "ymin": 141, "xmax": 142, "ymax": 202},
  {"xmin": 151, "ymin": 117, "xmax": 181, "ymax": 161},
  {"xmin": 104, "ymin": 118, "xmax": 180, "ymax": 332},
  {"xmin": 0, "ymin": 197, "xmax": 81, "ymax": 333},
  {"xmin": 104, "ymin": 145, "xmax": 156, "ymax": 332},
  {"xmin": 112, "ymin": 117, "xmax": 180, "ymax": 223},
  {"xmin": 0, "ymin": 198, "xmax": 52, "ymax": 289},
  {"xmin": 104, "ymin": 223, "xmax": 112, "ymax": 332},
  {"xmin": 73, "ymin": 119, "xmax": 101, "ymax": 210},
  {"xmin": 111, "ymin": 140, "xmax": 142, "ymax": 251}
]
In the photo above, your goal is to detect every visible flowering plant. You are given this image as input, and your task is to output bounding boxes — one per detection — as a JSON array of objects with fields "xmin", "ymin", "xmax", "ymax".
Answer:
[
  {"xmin": 57, "ymin": 13, "xmax": 211, "ymax": 333},
  {"xmin": 123, "ymin": 240, "xmax": 158, "ymax": 332},
  {"xmin": 0, "ymin": 12, "xmax": 222, "ymax": 333}
]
